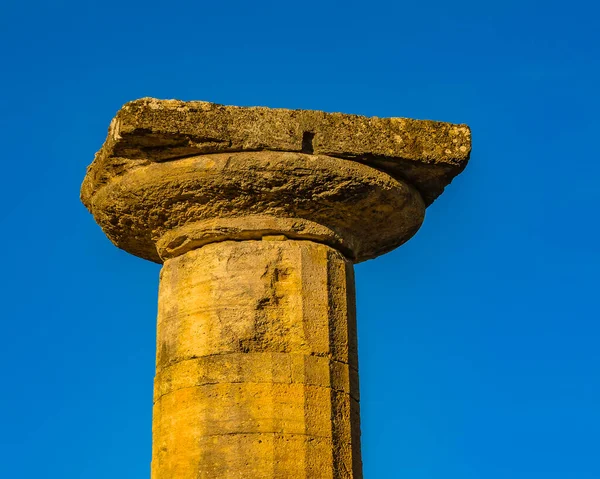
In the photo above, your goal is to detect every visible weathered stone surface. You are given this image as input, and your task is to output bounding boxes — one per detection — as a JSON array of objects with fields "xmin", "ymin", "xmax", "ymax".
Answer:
[
  {"xmin": 82, "ymin": 97, "xmax": 470, "ymax": 207},
  {"xmin": 81, "ymin": 99, "xmax": 471, "ymax": 479},
  {"xmin": 153, "ymin": 240, "xmax": 361, "ymax": 479},
  {"xmin": 86, "ymin": 150, "xmax": 424, "ymax": 263}
]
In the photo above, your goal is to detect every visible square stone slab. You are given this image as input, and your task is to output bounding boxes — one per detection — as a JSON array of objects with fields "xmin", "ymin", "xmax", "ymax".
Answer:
[{"xmin": 83, "ymin": 98, "xmax": 471, "ymax": 207}]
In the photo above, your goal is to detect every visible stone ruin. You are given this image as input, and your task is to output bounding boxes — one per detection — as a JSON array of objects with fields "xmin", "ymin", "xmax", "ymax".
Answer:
[{"xmin": 81, "ymin": 98, "xmax": 470, "ymax": 478}]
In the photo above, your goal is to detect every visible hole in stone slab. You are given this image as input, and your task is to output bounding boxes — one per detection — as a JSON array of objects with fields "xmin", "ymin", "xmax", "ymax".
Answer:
[{"xmin": 302, "ymin": 131, "xmax": 315, "ymax": 154}]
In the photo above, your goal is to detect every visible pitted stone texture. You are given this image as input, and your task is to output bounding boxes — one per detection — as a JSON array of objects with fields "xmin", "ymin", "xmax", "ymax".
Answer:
[
  {"xmin": 86, "ymin": 151, "xmax": 425, "ymax": 263},
  {"xmin": 152, "ymin": 240, "xmax": 361, "ymax": 479},
  {"xmin": 82, "ymin": 97, "xmax": 470, "ymax": 207}
]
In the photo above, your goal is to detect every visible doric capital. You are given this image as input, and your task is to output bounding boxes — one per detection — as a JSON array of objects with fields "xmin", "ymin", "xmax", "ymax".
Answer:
[{"xmin": 81, "ymin": 98, "xmax": 470, "ymax": 263}]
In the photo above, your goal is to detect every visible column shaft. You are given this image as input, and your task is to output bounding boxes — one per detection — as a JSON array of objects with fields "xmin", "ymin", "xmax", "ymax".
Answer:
[{"xmin": 151, "ymin": 239, "xmax": 362, "ymax": 478}]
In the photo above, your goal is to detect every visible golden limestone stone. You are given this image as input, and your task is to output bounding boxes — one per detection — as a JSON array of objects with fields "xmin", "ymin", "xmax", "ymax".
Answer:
[
  {"xmin": 153, "ymin": 240, "xmax": 360, "ymax": 478},
  {"xmin": 81, "ymin": 98, "xmax": 471, "ymax": 478}
]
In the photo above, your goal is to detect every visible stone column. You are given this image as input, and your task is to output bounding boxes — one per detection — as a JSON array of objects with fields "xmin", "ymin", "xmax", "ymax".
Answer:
[
  {"xmin": 81, "ymin": 98, "xmax": 470, "ymax": 479},
  {"xmin": 153, "ymin": 240, "xmax": 360, "ymax": 478}
]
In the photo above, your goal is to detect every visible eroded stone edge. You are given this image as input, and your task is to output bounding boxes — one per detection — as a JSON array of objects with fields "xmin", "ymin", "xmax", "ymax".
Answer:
[{"xmin": 81, "ymin": 98, "xmax": 471, "ymax": 208}]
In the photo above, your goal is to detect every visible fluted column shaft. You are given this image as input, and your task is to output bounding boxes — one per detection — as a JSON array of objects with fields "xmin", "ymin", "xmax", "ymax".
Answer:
[{"xmin": 151, "ymin": 239, "xmax": 362, "ymax": 478}]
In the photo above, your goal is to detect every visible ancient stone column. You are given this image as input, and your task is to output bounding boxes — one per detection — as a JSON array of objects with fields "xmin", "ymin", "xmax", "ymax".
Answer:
[{"xmin": 81, "ymin": 98, "xmax": 470, "ymax": 479}]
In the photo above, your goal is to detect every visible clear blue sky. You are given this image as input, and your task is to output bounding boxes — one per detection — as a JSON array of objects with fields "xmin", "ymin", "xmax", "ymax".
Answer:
[{"xmin": 1, "ymin": 1, "xmax": 598, "ymax": 478}]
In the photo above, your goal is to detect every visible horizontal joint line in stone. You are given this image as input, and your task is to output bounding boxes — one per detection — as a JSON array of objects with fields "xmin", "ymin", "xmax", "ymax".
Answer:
[
  {"xmin": 157, "ymin": 352, "xmax": 358, "ymax": 372},
  {"xmin": 188, "ymin": 431, "xmax": 357, "ymax": 441},
  {"xmin": 154, "ymin": 382, "xmax": 360, "ymax": 404}
]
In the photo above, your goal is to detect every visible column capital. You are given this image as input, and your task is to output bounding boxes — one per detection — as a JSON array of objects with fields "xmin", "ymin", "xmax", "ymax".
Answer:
[{"xmin": 81, "ymin": 98, "xmax": 470, "ymax": 263}]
